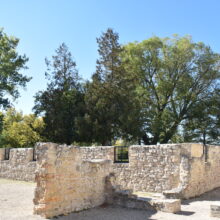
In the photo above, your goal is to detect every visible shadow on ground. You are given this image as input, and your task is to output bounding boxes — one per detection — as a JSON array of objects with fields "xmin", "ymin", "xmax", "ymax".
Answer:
[
  {"xmin": 52, "ymin": 206, "xmax": 157, "ymax": 220},
  {"xmin": 175, "ymin": 210, "xmax": 195, "ymax": 216},
  {"xmin": 51, "ymin": 188, "xmax": 220, "ymax": 220},
  {"xmin": 2, "ymin": 179, "xmax": 220, "ymax": 220}
]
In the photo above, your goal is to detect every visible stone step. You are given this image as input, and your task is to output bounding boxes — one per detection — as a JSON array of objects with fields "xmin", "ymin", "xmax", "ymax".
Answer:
[
  {"xmin": 210, "ymin": 202, "xmax": 220, "ymax": 218},
  {"xmin": 149, "ymin": 198, "xmax": 181, "ymax": 213},
  {"xmin": 112, "ymin": 190, "xmax": 181, "ymax": 213}
]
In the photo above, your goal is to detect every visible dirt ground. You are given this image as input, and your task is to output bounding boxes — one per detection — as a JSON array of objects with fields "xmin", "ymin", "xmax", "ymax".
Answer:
[{"xmin": 0, "ymin": 178, "xmax": 220, "ymax": 220}]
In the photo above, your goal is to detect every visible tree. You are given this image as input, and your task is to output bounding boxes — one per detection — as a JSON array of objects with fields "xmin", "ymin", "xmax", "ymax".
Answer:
[
  {"xmin": 182, "ymin": 89, "xmax": 220, "ymax": 145},
  {"xmin": 0, "ymin": 108, "xmax": 45, "ymax": 148},
  {"xmin": 0, "ymin": 28, "xmax": 31, "ymax": 109},
  {"xmin": 122, "ymin": 35, "xmax": 220, "ymax": 144},
  {"xmin": 83, "ymin": 28, "xmax": 143, "ymax": 145},
  {"xmin": 33, "ymin": 43, "xmax": 85, "ymax": 145}
]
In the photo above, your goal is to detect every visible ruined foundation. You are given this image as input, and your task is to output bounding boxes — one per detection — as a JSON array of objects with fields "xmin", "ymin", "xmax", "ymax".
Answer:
[{"xmin": 0, "ymin": 143, "xmax": 220, "ymax": 218}]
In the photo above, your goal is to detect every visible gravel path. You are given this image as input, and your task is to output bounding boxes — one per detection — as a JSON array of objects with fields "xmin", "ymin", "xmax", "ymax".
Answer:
[
  {"xmin": 0, "ymin": 178, "xmax": 220, "ymax": 220},
  {"xmin": 0, "ymin": 179, "xmax": 42, "ymax": 220}
]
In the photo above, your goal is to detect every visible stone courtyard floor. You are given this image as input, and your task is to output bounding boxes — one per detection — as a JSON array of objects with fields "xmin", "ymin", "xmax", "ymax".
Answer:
[{"xmin": 1, "ymin": 178, "xmax": 220, "ymax": 220}]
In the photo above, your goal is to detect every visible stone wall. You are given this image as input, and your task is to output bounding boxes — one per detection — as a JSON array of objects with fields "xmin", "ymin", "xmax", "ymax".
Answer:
[
  {"xmin": 2, "ymin": 142, "xmax": 220, "ymax": 218},
  {"xmin": 79, "ymin": 144, "xmax": 181, "ymax": 192},
  {"xmin": 31, "ymin": 142, "xmax": 220, "ymax": 217},
  {"xmin": 0, "ymin": 148, "xmax": 36, "ymax": 181},
  {"xmin": 80, "ymin": 146, "xmax": 114, "ymax": 160},
  {"xmin": 79, "ymin": 144, "xmax": 220, "ymax": 199},
  {"xmin": 163, "ymin": 143, "xmax": 220, "ymax": 199},
  {"xmin": 182, "ymin": 144, "xmax": 220, "ymax": 198},
  {"xmin": 34, "ymin": 143, "xmax": 112, "ymax": 218}
]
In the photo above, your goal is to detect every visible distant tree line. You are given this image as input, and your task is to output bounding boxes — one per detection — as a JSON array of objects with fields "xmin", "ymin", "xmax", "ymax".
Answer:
[{"xmin": 0, "ymin": 28, "xmax": 219, "ymax": 147}]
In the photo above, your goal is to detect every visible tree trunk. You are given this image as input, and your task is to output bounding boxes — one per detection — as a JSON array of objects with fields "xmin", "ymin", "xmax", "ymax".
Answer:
[{"xmin": 142, "ymin": 134, "xmax": 150, "ymax": 145}]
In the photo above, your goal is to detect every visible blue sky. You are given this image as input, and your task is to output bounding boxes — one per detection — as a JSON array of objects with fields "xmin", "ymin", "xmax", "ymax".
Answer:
[{"xmin": 1, "ymin": 0, "xmax": 220, "ymax": 114}]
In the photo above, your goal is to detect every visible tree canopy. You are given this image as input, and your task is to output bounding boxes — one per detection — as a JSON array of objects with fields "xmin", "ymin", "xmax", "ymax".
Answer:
[
  {"xmin": 0, "ymin": 108, "xmax": 45, "ymax": 148},
  {"xmin": 34, "ymin": 33, "xmax": 220, "ymax": 146},
  {"xmin": 122, "ymin": 35, "xmax": 220, "ymax": 144},
  {"xmin": 82, "ymin": 28, "xmax": 143, "ymax": 145},
  {"xmin": 2, "ymin": 27, "xmax": 219, "ymax": 147},
  {"xmin": 182, "ymin": 89, "xmax": 220, "ymax": 145},
  {"xmin": 33, "ymin": 43, "xmax": 85, "ymax": 145},
  {"xmin": 0, "ymin": 28, "xmax": 31, "ymax": 109}
]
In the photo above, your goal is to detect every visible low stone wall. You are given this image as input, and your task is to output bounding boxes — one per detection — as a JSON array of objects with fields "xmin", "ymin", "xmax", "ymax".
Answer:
[
  {"xmin": 0, "ymin": 148, "xmax": 36, "ymax": 181},
  {"xmin": 34, "ymin": 143, "xmax": 112, "ymax": 218}
]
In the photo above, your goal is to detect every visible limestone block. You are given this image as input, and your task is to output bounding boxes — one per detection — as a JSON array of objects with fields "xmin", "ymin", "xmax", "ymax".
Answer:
[
  {"xmin": 211, "ymin": 203, "xmax": 220, "ymax": 218},
  {"xmin": 151, "ymin": 199, "xmax": 181, "ymax": 213}
]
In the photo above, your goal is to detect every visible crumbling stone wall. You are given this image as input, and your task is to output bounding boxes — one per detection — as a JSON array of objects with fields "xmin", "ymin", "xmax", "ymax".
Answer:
[
  {"xmin": 34, "ymin": 143, "xmax": 112, "ymax": 218},
  {"xmin": 36, "ymin": 144, "xmax": 181, "ymax": 218},
  {"xmin": 1, "ymin": 142, "xmax": 220, "ymax": 218},
  {"xmin": 0, "ymin": 148, "xmax": 36, "ymax": 181}
]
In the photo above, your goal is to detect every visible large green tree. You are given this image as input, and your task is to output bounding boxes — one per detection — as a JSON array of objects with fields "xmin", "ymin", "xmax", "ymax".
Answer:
[
  {"xmin": 33, "ymin": 43, "xmax": 85, "ymax": 145},
  {"xmin": 122, "ymin": 36, "xmax": 220, "ymax": 144},
  {"xmin": 83, "ymin": 28, "xmax": 143, "ymax": 145},
  {"xmin": 0, "ymin": 28, "xmax": 31, "ymax": 109}
]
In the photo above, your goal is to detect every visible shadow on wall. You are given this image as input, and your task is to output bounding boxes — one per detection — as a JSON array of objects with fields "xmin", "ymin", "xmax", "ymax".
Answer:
[{"xmin": 182, "ymin": 187, "xmax": 220, "ymax": 206}]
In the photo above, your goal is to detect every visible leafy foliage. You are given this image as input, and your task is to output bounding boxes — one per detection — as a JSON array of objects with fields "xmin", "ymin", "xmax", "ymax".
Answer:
[
  {"xmin": 182, "ymin": 89, "xmax": 220, "ymax": 145},
  {"xmin": 0, "ymin": 108, "xmax": 45, "ymax": 148},
  {"xmin": 0, "ymin": 28, "xmax": 31, "ymax": 109},
  {"xmin": 82, "ymin": 28, "xmax": 143, "ymax": 145},
  {"xmin": 33, "ymin": 43, "xmax": 85, "ymax": 144},
  {"xmin": 32, "ymin": 31, "xmax": 220, "ymax": 146},
  {"xmin": 122, "ymin": 35, "xmax": 220, "ymax": 144}
]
